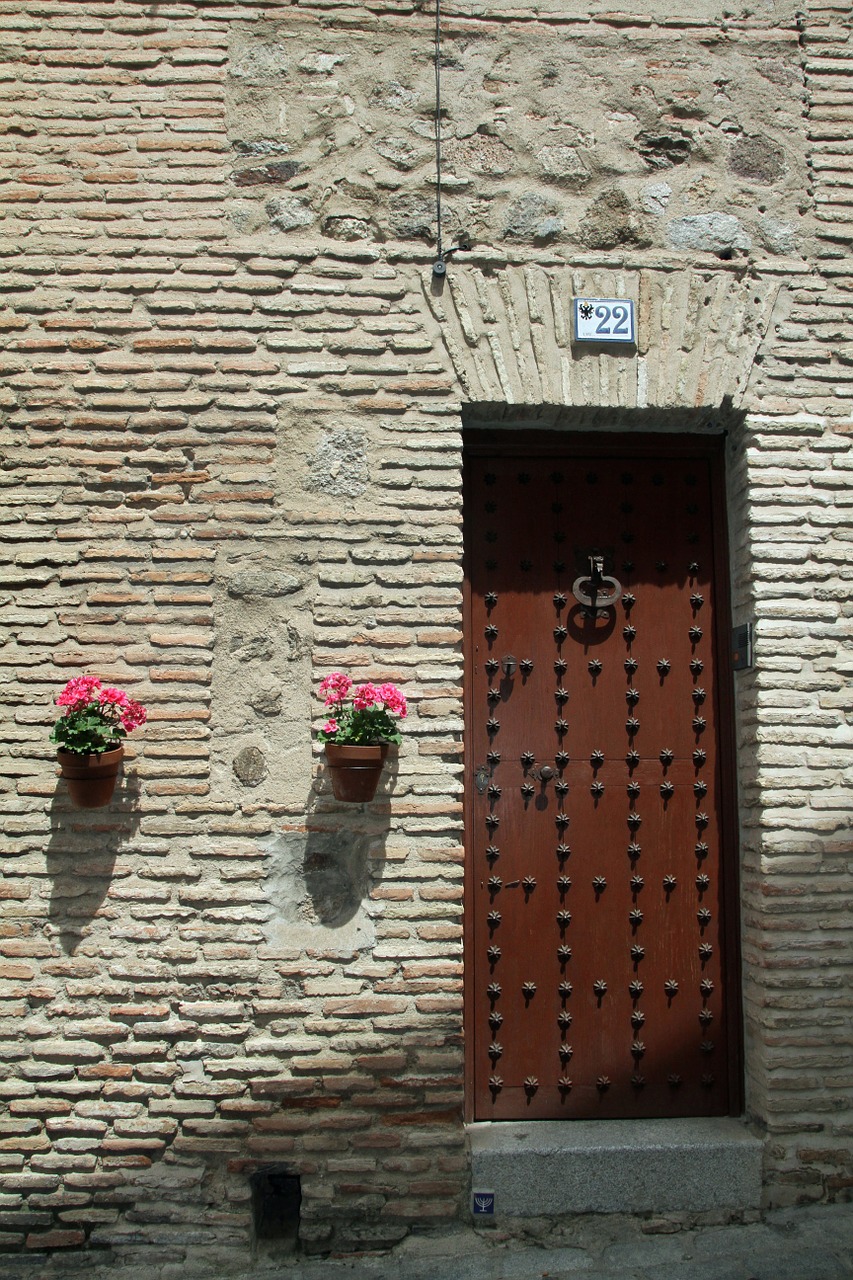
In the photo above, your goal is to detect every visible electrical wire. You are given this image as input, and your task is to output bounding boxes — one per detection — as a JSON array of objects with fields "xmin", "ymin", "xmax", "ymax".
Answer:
[{"xmin": 434, "ymin": 0, "xmax": 443, "ymax": 261}]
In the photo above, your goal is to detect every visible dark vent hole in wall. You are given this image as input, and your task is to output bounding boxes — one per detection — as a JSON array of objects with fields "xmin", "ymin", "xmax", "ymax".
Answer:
[{"xmin": 251, "ymin": 1169, "xmax": 301, "ymax": 1245}]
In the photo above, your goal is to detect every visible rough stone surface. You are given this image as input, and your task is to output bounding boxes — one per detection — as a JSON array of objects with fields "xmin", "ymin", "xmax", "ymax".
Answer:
[
  {"xmin": 232, "ymin": 745, "xmax": 268, "ymax": 786},
  {"xmin": 665, "ymin": 212, "xmax": 752, "ymax": 254},
  {"xmin": 503, "ymin": 192, "xmax": 564, "ymax": 241}
]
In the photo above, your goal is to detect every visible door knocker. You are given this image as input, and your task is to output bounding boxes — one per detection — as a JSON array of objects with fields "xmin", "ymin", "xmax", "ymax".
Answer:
[{"xmin": 572, "ymin": 555, "xmax": 622, "ymax": 618}]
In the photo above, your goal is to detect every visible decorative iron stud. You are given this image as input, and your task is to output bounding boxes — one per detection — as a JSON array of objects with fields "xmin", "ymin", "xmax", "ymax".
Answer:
[
  {"xmin": 488, "ymin": 1011, "xmax": 503, "ymax": 1029},
  {"xmin": 631, "ymin": 1074, "xmax": 646, "ymax": 1089},
  {"xmin": 485, "ymin": 624, "xmax": 499, "ymax": 640},
  {"xmin": 590, "ymin": 749, "xmax": 605, "ymax": 768},
  {"xmin": 487, "ymin": 911, "xmax": 501, "ymax": 929},
  {"xmin": 627, "ymin": 812, "xmax": 642, "ymax": 830},
  {"xmin": 521, "ymin": 751, "xmax": 535, "ymax": 768},
  {"xmin": 554, "ymin": 658, "xmax": 567, "ymax": 674},
  {"xmin": 627, "ymin": 842, "xmax": 642, "ymax": 859},
  {"xmin": 623, "ymin": 625, "xmax": 637, "ymax": 641},
  {"xmin": 687, "ymin": 532, "xmax": 700, "ymax": 544},
  {"xmin": 520, "ymin": 783, "xmax": 535, "ymax": 799},
  {"xmin": 488, "ymin": 877, "xmax": 502, "ymax": 893},
  {"xmin": 485, "ymin": 659, "xmax": 499, "ymax": 675},
  {"xmin": 488, "ymin": 783, "xmax": 501, "ymax": 798},
  {"xmin": 692, "ymin": 687, "xmax": 706, "ymax": 704},
  {"xmin": 700, "ymin": 979, "xmax": 715, "ymax": 997},
  {"xmin": 623, "ymin": 560, "xmax": 635, "ymax": 573},
  {"xmin": 664, "ymin": 979, "xmax": 679, "ymax": 998},
  {"xmin": 623, "ymin": 592, "xmax": 636, "ymax": 609},
  {"xmin": 689, "ymin": 626, "xmax": 703, "ymax": 643},
  {"xmin": 554, "ymin": 561, "xmax": 566, "ymax": 573},
  {"xmin": 556, "ymin": 812, "xmax": 570, "ymax": 828},
  {"xmin": 558, "ymin": 981, "xmax": 574, "ymax": 1000},
  {"xmin": 692, "ymin": 717, "xmax": 706, "ymax": 733},
  {"xmin": 523, "ymin": 1077, "xmax": 538, "ymax": 1094},
  {"xmin": 485, "ymin": 814, "xmax": 500, "ymax": 830},
  {"xmin": 696, "ymin": 874, "xmax": 710, "ymax": 892},
  {"xmin": 522, "ymin": 982, "xmax": 537, "ymax": 999},
  {"xmin": 558, "ymin": 1076, "xmax": 573, "ymax": 1091},
  {"xmin": 699, "ymin": 944, "xmax": 714, "ymax": 961},
  {"xmin": 660, "ymin": 748, "xmax": 674, "ymax": 766},
  {"xmin": 626, "ymin": 688, "xmax": 640, "ymax": 704},
  {"xmin": 487, "ymin": 718, "xmax": 500, "ymax": 734},
  {"xmin": 557, "ymin": 945, "xmax": 572, "ymax": 963},
  {"xmin": 621, "ymin": 531, "xmax": 634, "ymax": 544},
  {"xmin": 690, "ymin": 593, "xmax": 704, "ymax": 610},
  {"xmin": 489, "ymin": 1076, "xmax": 503, "ymax": 1093},
  {"xmin": 656, "ymin": 560, "xmax": 667, "ymax": 571},
  {"xmin": 627, "ymin": 781, "xmax": 640, "ymax": 798},
  {"xmin": 557, "ymin": 876, "xmax": 572, "ymax": 894},
  {"xmin": 557, "ymin": 910, "xmax": 572, "ymax": 929},
  {"xmin": 520, "ymin": 560, "xmax": 532, "ymax": 571},
  {"xmin": 696, "ymin": 812, "xmax": 709, "ymax": 829},
  {"xmin": 694, "ymin": 780, "xmax": 708, "ymax": 797},
  {"xmin": 626, "ymin": 717, "xmax": 640, "ymax": 734},
  {"xmin": 522, "ymin": 876, "xmax": 537, "ymax": 894},
  {"xmin": 485, "ymin": 531, "xmax": 498, "ymax": 543},
  {"xmin": 693, "ymin": 748, "xmax": 706, "ymax": 765},
  {"xmin": 626, "ymin": 749, "xmax": 640, "ymax": 767},
  {"xmin": 487, "ymin": 688, "xmax": 501, "ymax": 703},
  {"xmin": 663, "ymin": 874, "xmax": 677, "ymax": 893},
  {"xmin": 631, "ymin": 1041, "xmax": 646, "ymax": 1059},
  {"xmin": 486, "ymin": 846, "xmax": 500, "ymax": 863},
  {"xmin": 593, "ymin": 979, "xmax": 608, "ymax": 997},
  {"xmin": 555, "ymin": 750, "xmax": 570, "ymax": 767},
  {"xmin": 624, "ymin": 658, "xmax": 638, "ymax": 673},
  {"xmin": 553, "ymin": 592, "xmax": 567, "ymax": 608},
  {"xmin": 695, "ymin": 841, "xmax": 709, "ymax": 858},
  {"xmin": 629, "ymin": 909, "xmax": 643, "ymax": 928},
  {"xmin": 596, "ymin": 1076, "xmax": 610, "ymax": 1092},
  {"xmin": 699, "ymin": 1009, "xmax": 713, "ymax": 1026},
  {"xmin": 688, "ymin": 561, "xmax": 700, "ymax": 575},
  {"xmin": 487, "ymin": 983, "xmax": 501, "ymax": 1002},
  {"xmin": 630, "ymin": 875, "xmax": 644, "ymax": 893},
  {"xmin": 629, "ymin": 980, "xmax": 644, "ymax": 999},
  {"xmin": 555, "ymin": 688, "xmax": 569, "ymax": 704},
  {"xmin": 487, "ymin": 946, "xmax": 501, "ymax": 965},
  {"xmin": 588, "ymin": 659, "xmax": 603, "ymax": 675},
  {"xmin": 668, "ymin": 1074, "xmax": 683, "ymax": 1088},
  {"xmin": 519, "ymin": 658, "xmax": 534, "ymax": 674},
  {"xmin": 555, "ymin": 719, "xmax": 569, "ymax": 735},
  {"xmin": 556, "ymin": 843, "xmax": 571, "ymax": 861},
  {"xmin": 631, "ymin": 945, "xmax": 645, "ymax": 962},
  {"xmin": 593, "ymin": 875, "xmax": 607, "ymax": 893},
  {"xmin": 558, "ymin": 1011, "xmax": 573, "ymax": 1029},
  {"xmin": 657, "ymin": 658, "xmax": 671, "ymax": 675},
  {"xmin": 690, "ymin": 658, "xmax": 704, "ymax": 675},
  {"xmin": 559, "ymin": 1046, "xmax": 573, "ymax": 1062},
  {"xmin": 554, "ymin": 625, "xmax": 568, "ymax": 642},
  {"xmin": 700, "ymin": 1040, "xmax": 715, "ymax": 1055},
  {"xmin": 697, "ymin": 907, "xmax": 712, "ymax": 926},
  {"xmin": 488, "ymin": 1042, "xmax": 503, "ymax": 1061},
  {"xmin": 701, "ymin": 1074, "xmax": 715, "ymax": 1088},
  {"xmin": 660, "ymin": 782, "xmax": 674, "ymax": 798},
  {"xmin": 632, "ymin": 1010, "xmax": 646, "ymax": 1028},
  {"xmin": 554, "ymin": 780, "xmax": 569, "ymax": 797},
  {"xmin": 485, "ymin": 592, "xmax": 498, "ymax": 607},
  {"xmin": 591, "ymin": 781, "xmax": 605, "ymax": 798}
]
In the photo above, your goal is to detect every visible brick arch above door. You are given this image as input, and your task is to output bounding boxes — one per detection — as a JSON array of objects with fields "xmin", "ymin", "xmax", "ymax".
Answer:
[{"xmin": 422, "ymin": 263, "xmax": 780, "ymax": 411}]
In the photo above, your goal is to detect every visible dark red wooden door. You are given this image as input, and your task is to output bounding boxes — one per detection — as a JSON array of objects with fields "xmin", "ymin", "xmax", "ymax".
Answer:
[{"xmin": 465, "ymin": 436, "xmax": 740, "ymax": 1121}]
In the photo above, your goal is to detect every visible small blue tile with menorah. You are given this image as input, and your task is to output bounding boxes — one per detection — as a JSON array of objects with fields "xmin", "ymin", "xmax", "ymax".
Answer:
[{"xmin": 471, "ymin": 1190, "xmax": 495, "ymax": 1216}]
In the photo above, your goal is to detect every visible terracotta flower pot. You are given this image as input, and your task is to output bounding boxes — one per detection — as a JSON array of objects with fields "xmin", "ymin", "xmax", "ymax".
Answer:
[
  {"xmin": 57, "ymin": 746, "xmax": 124, "ymax": 809},
  {"xmin": 324, "ymin": 743, "xmax": 389, "ymax": 803}
]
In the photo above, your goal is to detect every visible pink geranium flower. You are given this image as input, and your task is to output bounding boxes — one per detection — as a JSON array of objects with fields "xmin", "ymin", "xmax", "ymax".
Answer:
[{"xmin": 316, "ymin": 672, "xmax": 407, "ymax": 746}]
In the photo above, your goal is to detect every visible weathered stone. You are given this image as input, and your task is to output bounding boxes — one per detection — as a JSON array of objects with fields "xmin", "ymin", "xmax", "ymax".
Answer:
[
  {"xmin": 232, "ymin": 746, "xmax": 267, "ymax": 787},
  {"xmin": 635, "ymin": 130, "xmax": 693, "ymax": 169},
  {"xmin": 388, "ymin": 194, "xmax": 434, "ymax": 241},
  {"xmin": 759, "ymin": 216, "xmax": 798, "ymax": 256},
  {"xmin": 229, "ymin": 41, "xmax": 289, "ymax": 81},
  {"xmin": 374, "ymin": 137, "xmax": 422, "ymax": 171},
  {"xmin": 665, "ymin": 212, "xmax": 751, "ymax": 254},
  {"xmin": 536, "ymin": 143, "xmax": 591, "ymax": 188},
  {"xmin": 730, "ymin": 135, "xmax": 786, "ymax": 183},
  {"xmin": 322, "ymin": 215, "xmax": 374, "ymax": 241},
  {"xmin": 234, "ymin": 161, "xmax": 302, "ymax": 186},
  {"xmin": 305, "ymin": 430, "xmax": 369, "ymax": 499},
  {"xmin": 579, "ymin": 188, "xmax": 650, "ymax": 250},
  {"xmin": 503, "ymin": 192, "xmax": 564, "ymax": 242},
  {"xmin": 227, "ymin": 569, "xmax": 301, "ymax": 599},
  {"xmin": 641, "ymin": 182, "xmax": 672, "ymax": 216},
  {"xmin": 266, "ymin": 196, "xmax": 315, "ymax": 231},
  {"xmin": 248, "ymin": 682, "xmax": 282, "ymax": 717}
]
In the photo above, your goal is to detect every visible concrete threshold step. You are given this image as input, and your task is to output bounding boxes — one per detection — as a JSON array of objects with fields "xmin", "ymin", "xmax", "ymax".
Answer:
[{"xmin": 467, "ymin": 1116, "xmax": 763, "ymax": 1216}]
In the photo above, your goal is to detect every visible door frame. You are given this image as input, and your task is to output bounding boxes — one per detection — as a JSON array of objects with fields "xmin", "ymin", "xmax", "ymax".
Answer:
[{"xmin": 461, "ymin": 429, "xmax": 744, "ymax": 1122}]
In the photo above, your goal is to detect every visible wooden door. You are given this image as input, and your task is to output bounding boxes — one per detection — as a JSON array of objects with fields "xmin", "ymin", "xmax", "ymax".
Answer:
[{"xmin": 464, "ymin": 434, "xmax": 741, "ymax": 1121}]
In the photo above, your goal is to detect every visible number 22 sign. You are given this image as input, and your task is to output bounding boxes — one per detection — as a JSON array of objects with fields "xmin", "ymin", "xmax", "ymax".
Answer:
[{"xmin": 573, "ymin": 297, "xmax": 636, "ymax": 345}]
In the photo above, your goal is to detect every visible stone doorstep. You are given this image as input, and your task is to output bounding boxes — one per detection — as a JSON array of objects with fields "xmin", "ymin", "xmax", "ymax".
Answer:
[{"xmin": 467, "ymin": 1116, "xmax": 764, "ymax": 1217}]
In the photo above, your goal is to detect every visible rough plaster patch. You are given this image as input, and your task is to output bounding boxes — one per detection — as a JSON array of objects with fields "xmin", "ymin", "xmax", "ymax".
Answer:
[
  {"xmin": 230, "ymin": 42, "xmax": 288, "ymax": 81},
  {"xmin": 265, "ymin": 830, "xmax": 375, "ymax": 951},
  {"xmin": 305, "ymin": 430, "xmax": 369, "ymax": 499},
  {"xmin": 227, "ymin": 568, "xmax": 301, "ymax": 599},
  {"xmin": 537, "ymin": 144, "xmax": 591, "ymax": 187}
]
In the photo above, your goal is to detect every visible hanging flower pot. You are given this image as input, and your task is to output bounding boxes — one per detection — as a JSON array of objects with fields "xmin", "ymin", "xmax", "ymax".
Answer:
[
  {"xmin": 57, "ymin": 746, "xmax": 124, "ymax": 810},
  {"xmin": 316, "ymin": 672, "xmax": 406, "ymax": 803},
  {"xmin": 324, "ymin": 742, "xmax": 389, "ymax": 803}
]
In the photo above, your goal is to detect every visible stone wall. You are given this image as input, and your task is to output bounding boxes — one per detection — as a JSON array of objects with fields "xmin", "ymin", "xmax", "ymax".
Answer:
[{"xmin": 0, "ymin": 0, "xmax": 851, "ymax": 1265}]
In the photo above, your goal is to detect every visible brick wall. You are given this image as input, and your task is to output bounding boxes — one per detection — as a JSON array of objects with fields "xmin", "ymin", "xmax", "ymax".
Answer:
[{"xmin": 0, "ymin": 0, "xmax": 851, "ymax": 1263}]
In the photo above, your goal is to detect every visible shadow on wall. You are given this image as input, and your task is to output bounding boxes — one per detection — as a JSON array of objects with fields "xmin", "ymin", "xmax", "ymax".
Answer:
[
  {"xmin": 264, "ymin": 754, "xmax": 399, "ymax": 950},
  {"xmin": 46, "ymin": 765, "xmax": 143, "ymax": 955}
]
